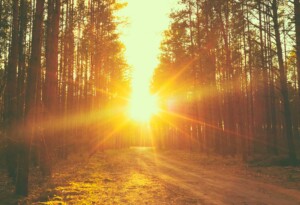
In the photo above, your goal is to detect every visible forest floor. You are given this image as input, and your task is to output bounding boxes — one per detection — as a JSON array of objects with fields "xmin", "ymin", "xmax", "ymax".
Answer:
[{"xmin": 1, "ymin": 147, "xmax": 300, "ymax": 205}]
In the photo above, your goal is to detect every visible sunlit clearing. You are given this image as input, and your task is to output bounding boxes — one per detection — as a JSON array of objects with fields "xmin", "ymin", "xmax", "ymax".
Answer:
[{"xmin": 129, "ymin": 92, "xmax": 159, "ymax": 122}]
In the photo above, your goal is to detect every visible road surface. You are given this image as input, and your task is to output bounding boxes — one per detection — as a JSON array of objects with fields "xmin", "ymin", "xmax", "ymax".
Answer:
[{"xmin": 13, "ymin": 147, "xmax": 300, "ymax": 204}]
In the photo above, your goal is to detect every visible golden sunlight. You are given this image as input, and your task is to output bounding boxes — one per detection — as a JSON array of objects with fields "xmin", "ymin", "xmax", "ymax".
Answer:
[
  {"xmin": 118, "ymin": 0, "xmax": 176, "ymax": 122},
  {"xmin": 129, "ymin": 91, "xmax": 159, "ymax": 122}
]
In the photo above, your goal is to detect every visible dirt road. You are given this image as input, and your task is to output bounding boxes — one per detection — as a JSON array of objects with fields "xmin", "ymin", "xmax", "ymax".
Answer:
[
  {"xmin": 132, "ymin": 148, "xmax": 300, "ymax": 205},
  {"xmin": 6, "ymin": 147, "xmax": 300, "ymax": 204}
]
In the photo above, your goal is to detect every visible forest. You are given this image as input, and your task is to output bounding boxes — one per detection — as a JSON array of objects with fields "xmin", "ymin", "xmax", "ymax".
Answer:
[
  {"xmin": 152, "ymin": 0, "xmax": 300, "ymax": 162},
  {"xmin": 0, "ymin": 0, "xmax": 300, "ymax": 204}
]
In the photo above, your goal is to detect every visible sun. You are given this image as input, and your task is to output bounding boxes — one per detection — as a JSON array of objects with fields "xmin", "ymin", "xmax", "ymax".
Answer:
[{"xmin": 129, "ymin": 93, "xmax": 159, "ymax": 122}]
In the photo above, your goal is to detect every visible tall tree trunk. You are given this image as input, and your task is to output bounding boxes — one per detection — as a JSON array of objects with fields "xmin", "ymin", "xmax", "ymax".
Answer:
[
  {"xmin": 16, "ymin": 0, "xmax": 45, "ymax": 196},
  {"xmin": 265, "ymin": 4, "xmax": 279, "ymax": 155},
  {"xmin": 272, "ymin": 0, "xmax": 297, "ymax": 164},
  {"xmin": 66, "ymin": 0, "xmax": 75, "ymax": 158},
  {"xmin": 295, "ymin": 0, "xmax": 300, "ymax": 98},
  {"xmin": 294, "ymin": 0, "xmax": 300, "ymax": 141},
  {"xmin": 17, "ymin": 0, "xmax": 27, "ymax": 117},
  {"xmin": 0, "ymin": 0, "xmax": 2, "ymax": 27},
  {"xmin": 4, "ymin": 0, "xmax": 19, "ymax": 184},
  {"xmin": 258, "ymin": 0, "xmax": 272, "ymax": 154},
  {"xmin": 43, "ymin": 0, "xmax": 60, "ymax": 176},
  {"xmin": 14, "ymin": 0, "xmax": 30, "ymax": 196}
]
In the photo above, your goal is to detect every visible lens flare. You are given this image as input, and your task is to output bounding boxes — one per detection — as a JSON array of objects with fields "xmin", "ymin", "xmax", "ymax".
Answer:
[{"xmin": 129, "ymin": 92, "xmax": 159, "ymax": 122}]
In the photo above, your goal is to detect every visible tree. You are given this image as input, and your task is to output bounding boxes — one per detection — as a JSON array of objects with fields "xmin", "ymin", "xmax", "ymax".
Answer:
[
  {"xmin": 295, "ymin": 0, "xmax": 300, "ymax": 97},
  {"xmin": 14, "ymin": 0, "xmax": 46, "ymax": 196},
  {"xmin": 271, "ymin": 0, "xmax": 297, "ymax": 164},
  {"xmin": 42, "ymin": 0, "xmax": 61, "ymax": 176},
  {"xmin": 4, "ymin": 0, "xmax": 19, "ymax": 183}
]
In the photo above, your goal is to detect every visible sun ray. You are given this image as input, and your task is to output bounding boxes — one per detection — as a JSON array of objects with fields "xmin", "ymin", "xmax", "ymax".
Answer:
[
  {"xmin": 159, "ymin": 109, "xmax": 260, "ymax": 145},
  {"xmin": 156, "ymin": 57, "xmax": 199, "ymax": 96}
]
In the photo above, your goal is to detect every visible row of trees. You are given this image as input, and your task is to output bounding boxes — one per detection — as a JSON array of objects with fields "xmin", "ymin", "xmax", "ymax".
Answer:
[
  {"xmin": 0, "ymin": 0, "xmax": 129, "ymax": 196},
  {"xmin": 152, "ymin": 0, "xmax": 300, "ymax": 163}
]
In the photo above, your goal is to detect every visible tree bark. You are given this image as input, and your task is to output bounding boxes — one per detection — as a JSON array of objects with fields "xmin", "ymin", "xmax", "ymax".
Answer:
[
  {"xmin": 293, "ymin": 0, "xmax": 300, "ymax": 142},
  {"xmin": 14, "ymin": 0, "xmax": 45, "ymax": 196},
  {"xmin": 43, "ymin": 0, "xmax": 60, "ymax": 176},
  {"xmin": 272, "ymin": 0, "xmax": 297, "ymax": 164},
  {"xmin": 4, "ymin": 0, "xmax": 19, "ymax": 184},
  {"xmin": 295, "ymin": 0, "xmax": 300, "ymax": 98}
]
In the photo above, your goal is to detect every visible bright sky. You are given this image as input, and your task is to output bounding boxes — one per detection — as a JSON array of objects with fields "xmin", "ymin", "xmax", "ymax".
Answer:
[
  {"xmin": 117, "ymin": 0, "xmax": 176, "ymax": 121},
  {"xmin": 118, "ymin": 0, "xmax": 176, "ymax": 94}
]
